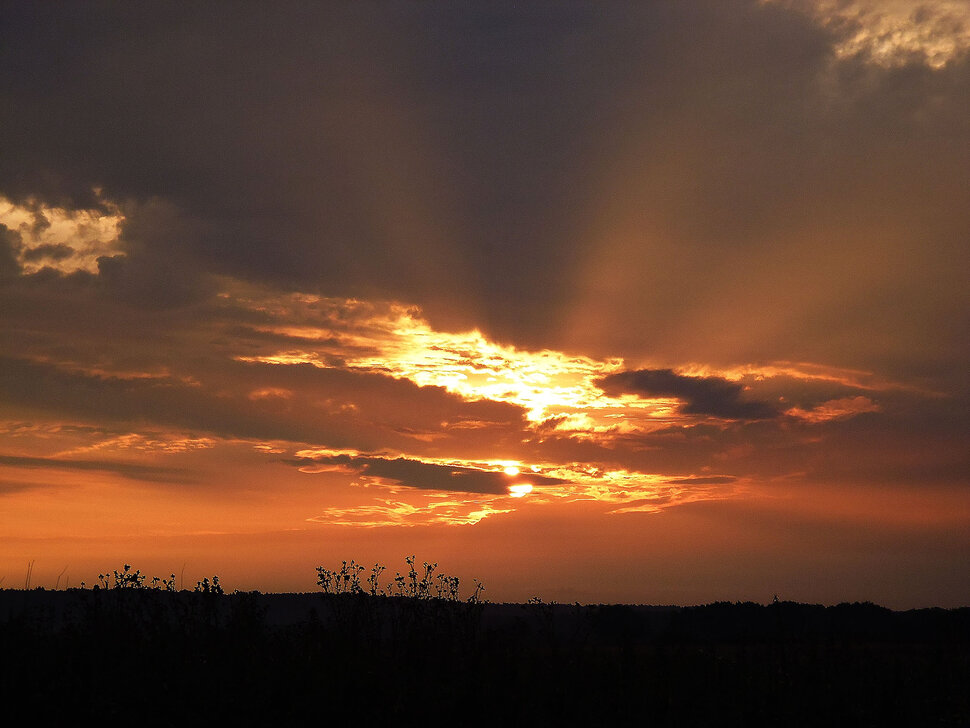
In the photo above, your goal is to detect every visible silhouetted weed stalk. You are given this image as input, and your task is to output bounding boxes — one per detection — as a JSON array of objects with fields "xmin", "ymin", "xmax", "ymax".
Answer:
[
  {"xmin": 315, "ymin": 556, "xmax": 484, "ymax": 603},
  {"xmin": 7, "ymin": 558, "xmax": 486, "ymax": 605},
  {"xmin": 90, "ymin": 563, "xmax": 222, "ymax": 593},
  {"xmin": 312, "ymin": 557, "xmax": 489, "ymax": 654}
]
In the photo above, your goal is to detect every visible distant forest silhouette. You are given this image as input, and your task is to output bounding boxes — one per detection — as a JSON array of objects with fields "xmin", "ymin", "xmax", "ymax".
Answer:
[{"xmin": 2, "ymin": 559, "xmax": 968, "ymax": 726}]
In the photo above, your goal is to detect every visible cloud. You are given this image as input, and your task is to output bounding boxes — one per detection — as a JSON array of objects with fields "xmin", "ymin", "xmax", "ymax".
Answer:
[
  {"xmin": 0, "ymin": 1, "xmax": 966, "ymax": 389},
  {"xmin": 0, "ymin": 477, "xmax": 51, "ymax": 495},
  {"xmin": 771, "ymin": 0, "xmax": 970, "ymax": 68},
  {"xmin": 0, "ymin": 195, "xmax": 124, "ymax": 275},
  {"xmin": 665, "ymin": 476, "xmax": 737, "ymax": 486},
  {"xmin": 0, "ymin": 350, "xmax": 530, "ymax": 459},
  {"xmin": 0, "ymin": 224, "xmax": 24, "ymax": 278},
  {"xmin": 0, "ymin": 453, "xmax": 189, "ymax": 483},
  {"xmin": 21, "ymin": 242, "xmax": 75, "ymax": 263},
  {"xmin": 291, "ymin": 453, "xmax": 566, "ymax": 495},
  {"xmin": 597, "ymin": 369, "xmax": 781, "ymax": 420},
  {"xmin": 0, "ymin": 1, "xmax": 967, "ymax": 535}
]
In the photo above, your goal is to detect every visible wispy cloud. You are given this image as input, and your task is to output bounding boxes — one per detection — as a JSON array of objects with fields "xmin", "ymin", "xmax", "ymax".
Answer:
[
  {"xmin": 0, "ymin": 453, "xmax": 190, "ymax": 483},
  {"xmin": 769, "ymin": 0, "xmax": 970, "ymax": 67}
]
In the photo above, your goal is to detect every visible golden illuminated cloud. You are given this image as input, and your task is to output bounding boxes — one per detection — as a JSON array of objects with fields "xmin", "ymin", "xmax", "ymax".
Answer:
[
  {"xmin": 233, "ymin": 300, "xmax": 680, "ymax": 436},
  {"xmin": 300, "ymin": 460, "xmax": 739, "ymax": 527},
  {"xmin": 237, "ymin": 306, "xmax": 631, "ymax": 423},
  {"xmin": 233, "ymin": 288, "xmax": 896, "ymax": 437},
  {"xmin": 290, "ymin": 445, "xmax": 742, "ymax": 527},
  {"xmin": 53, "ymin": 433, "xmax": 217, "ymax": 458},
  {"xmin": 197, "ymin": 285, "xmax": 916, "ymax": 527},
  {"xmin": 0, "ymin": 195, "xmax": 124, "ymax": 274},
  {"xmin": 769, "ymin": 0, "xmax": 970, "ymax": 67}
]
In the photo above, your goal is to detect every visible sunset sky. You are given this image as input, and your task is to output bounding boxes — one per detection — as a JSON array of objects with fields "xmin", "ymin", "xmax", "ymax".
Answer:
[{"xmin": 1, "ymin": 0, "xmax": 968, "ymax": 607}]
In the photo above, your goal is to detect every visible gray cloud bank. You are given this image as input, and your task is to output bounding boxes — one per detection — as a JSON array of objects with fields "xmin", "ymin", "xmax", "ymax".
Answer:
[{"xmin": 0, "ymin": 1, "xmax": 966, "ymax": 387}]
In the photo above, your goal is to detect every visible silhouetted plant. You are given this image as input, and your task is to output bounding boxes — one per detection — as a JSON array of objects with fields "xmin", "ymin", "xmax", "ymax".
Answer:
[
  {"xmin": 468, "ymin": 578, "xmax": 486, "ymax": 604},
  {"xmin": 194, "ymin": 576, "xmax": 224, "ymax": 595},
  {"xmin": 87, "ymin": 564, "xmax": 213, "ymax": 594},
  {"xmin": 5, "ymin": 561, "xmax": 968, "ymax": 725},
  {"xmin": 91, "ymin": 564, "xmax": 182, "ymax": 591},
  {"xmin": 434, "ymin": 573, "xmax": 461, "ymax": 601},
  {"xmin": 150, "ymin": 574, "xmax": 177, "ymax": 591},
  {"xmin": 316, "ymin": 556, "xmax": 485, "ymax": 603},
  {"xmin": 316, "ymin": 560, "xmax": 365, "ymax": 595},
  {"xmin": 111, "ymin": 563, "xmax": 146, "ymax": 589},
  {"xmin": 366, "ymin": 563, "xmax": 385, "ymax": 596}
]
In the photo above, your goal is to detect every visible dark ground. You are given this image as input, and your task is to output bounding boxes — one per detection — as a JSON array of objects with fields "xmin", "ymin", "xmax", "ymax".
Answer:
[{"xmin": 2, "ymin": 589, "xmax": 968, "ymax": 726}]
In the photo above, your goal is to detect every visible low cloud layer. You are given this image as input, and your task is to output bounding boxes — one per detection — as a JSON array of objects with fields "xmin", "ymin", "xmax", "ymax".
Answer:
[
  {"xmin": 0, "ymin": 453, "xmax": 189, "ymax": 483},
  {"xmin": 292, "ymin": 454, "xmax": 567, "ymax": 495}
]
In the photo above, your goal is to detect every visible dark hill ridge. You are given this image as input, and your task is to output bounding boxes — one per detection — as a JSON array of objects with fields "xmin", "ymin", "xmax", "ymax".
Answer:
[
  {"xmin": 3, "ymin": 588, "xmax": 968, "ymax": 643},
  {"xmin": 2, "ymin": 589, "xmax": 968, "ymax": 725}
]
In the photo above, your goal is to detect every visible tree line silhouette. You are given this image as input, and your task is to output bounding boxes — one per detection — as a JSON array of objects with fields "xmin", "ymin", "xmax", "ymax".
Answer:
[{"xmin": 1, "ymin": 558, "xmax": 967, "ymax": 726}]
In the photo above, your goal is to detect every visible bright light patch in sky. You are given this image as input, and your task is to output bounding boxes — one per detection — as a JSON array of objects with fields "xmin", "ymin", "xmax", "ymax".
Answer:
[
  {"xmin": 235, "ymin": 300, "xmax": 673, "ymax": 430},
  {"xmin": 300, "ymin": 464, "xmax": 737, "ymax": 527},
  {"xmin": 343, "ymin": 312, "xmax": 632, "ymax": 423},
  {"xmin": 235, "ymin": 290, "xmax": 890, "ymax": 437},
  {"xmin": 291, "ymin": 446, "xmax": 740, "ymax": 526},
  {"xmin": 0, "ymin": 195, "xmax": 124, "ymax": 274},
  {"xmin": 771, "ymin": 0, "xmax": 970, "ymax": 67}
]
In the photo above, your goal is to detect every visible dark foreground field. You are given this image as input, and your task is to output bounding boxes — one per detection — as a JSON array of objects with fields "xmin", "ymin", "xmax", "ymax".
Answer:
[{"xmin": 2, "ymin": 589, "xmax": 968, "ymax": 726}]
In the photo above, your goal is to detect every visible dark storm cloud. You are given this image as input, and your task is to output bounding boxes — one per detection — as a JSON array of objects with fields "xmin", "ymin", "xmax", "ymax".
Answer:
[
  {"xmin": 0, "ymin": 6, "xmax": 825, "ymax": 317},
  {"xmin": 290, "ymin": 453, "xmax": 566, "ymax": 495},
  {"xmin": 21, "ymin": 243, "xmax": 74, "ymax": 263},
  {"xmin": 94, "ymin": 198, "xmax": 213, "ymax": 308},
  {"xmin": 731, "ymin": 372, "xmax": 877, "ymax": 413},
  {"xmin": 1, "ymin": 0, "xmax": 967, "ymax": 384},
  {"xmin": 597, "ymin": 369, "xmax": 780, "ymax": 420},
  {"xmin": 0, "ymin": 225, "xmax": 21, "ymax": 277}
]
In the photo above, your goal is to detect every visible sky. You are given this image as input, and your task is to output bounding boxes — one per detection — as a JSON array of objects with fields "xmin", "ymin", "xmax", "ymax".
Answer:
[{"xmin": 1, "ymin": 0, "xmax": 968, "ymax": 607}]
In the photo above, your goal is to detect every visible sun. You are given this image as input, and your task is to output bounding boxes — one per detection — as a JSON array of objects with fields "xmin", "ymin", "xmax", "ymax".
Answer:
[{"xmin": 504, "ymin": 466, "xmax": 520, "ymax": 476}]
